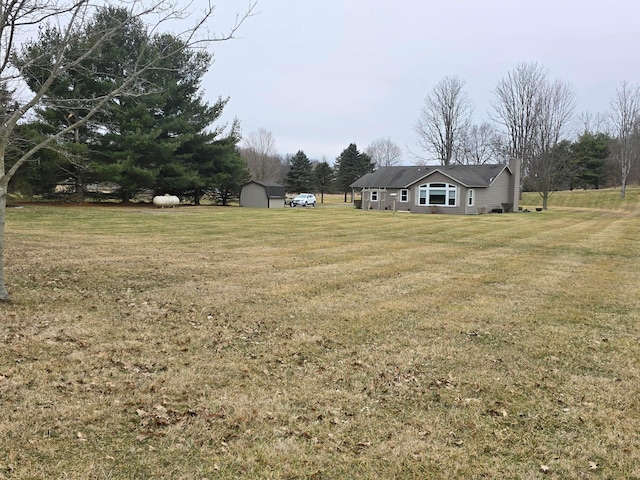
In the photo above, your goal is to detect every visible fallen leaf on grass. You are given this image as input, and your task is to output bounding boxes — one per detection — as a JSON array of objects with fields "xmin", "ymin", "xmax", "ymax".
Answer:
[{"xmin": 485, "ymin": 409, "xmax": 508, "ymax": 417}]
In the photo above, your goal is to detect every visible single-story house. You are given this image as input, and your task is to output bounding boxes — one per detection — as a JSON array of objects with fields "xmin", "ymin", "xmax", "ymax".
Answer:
[
  {"xmin": 240, "ymin": 181, "xmax": 286, "ymax": 208},
  {"xmin": 350, "ymin": 158, "xmax": 521, "ymax": 215}
]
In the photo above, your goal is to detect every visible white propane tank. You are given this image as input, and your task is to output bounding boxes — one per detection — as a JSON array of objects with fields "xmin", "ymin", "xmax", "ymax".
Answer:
[{"xmin": 152, "ymin": 194, "xmax": 180, "ymax": 208}]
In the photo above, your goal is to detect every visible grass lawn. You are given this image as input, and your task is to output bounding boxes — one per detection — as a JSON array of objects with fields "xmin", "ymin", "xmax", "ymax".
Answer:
[{"xmin": 1, "ymin": 187, "xmax": 640, "ymax": 478}]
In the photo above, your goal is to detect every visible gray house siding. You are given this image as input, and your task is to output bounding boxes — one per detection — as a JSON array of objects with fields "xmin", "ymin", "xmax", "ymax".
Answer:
[
  {"xmin": 473, "ymin": 169, "xmax": 511, "ymax": 213},
  {"xmin": 351, "ymin": 159, "xmax": 521, "ymax": 215},
  {"xmin": 362, "ymin": 188, "xmax": 403, "ymax": 211},
  {"xmin": 410, "ymin": 171, "xmax": 464, "ymax": 214}
]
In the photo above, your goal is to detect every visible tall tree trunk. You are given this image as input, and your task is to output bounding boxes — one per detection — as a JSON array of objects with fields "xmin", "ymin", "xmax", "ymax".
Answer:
[
  {"xmin": 542, "ymin": 191, "xmax": 549, "ymax": 210},
  {"xmin": 74, "ymin": 169, "xmax": 85, "ymax": 203},
  {"xmin": 621, "ymin": 157, "xmax": 629, "ymax": 199},
  {"xmin": 0, "ymin": 182, "xmax": 9, "ymax": 301}
]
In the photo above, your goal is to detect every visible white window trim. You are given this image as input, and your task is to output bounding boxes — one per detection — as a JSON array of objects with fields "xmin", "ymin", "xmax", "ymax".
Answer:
[
  {"xmin": 418, "ymin": 183, "xmax": 458, "ymax": 207},
  {"xmin": 370, "ymin": 190, "xmax": 378, "ymax": 201},
  {"xmin": 400, "ymin": 189, "xmax": 409, "ymax": 202},
  {"xmin": 468, "ymin": 189, "xmax": 475, "ymax": 207}
]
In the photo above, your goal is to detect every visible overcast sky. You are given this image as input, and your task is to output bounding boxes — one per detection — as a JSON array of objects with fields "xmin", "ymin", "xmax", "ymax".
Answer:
[{"xmin": 204, "ymin": 0, "xmax": 639, "ymax": 163}]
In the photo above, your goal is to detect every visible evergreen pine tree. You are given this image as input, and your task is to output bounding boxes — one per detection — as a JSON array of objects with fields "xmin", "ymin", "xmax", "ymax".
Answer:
[
  {"xmin": 314, "ymin": 161, "xmax": 334, "ymax": 203},
  {"xmin": 284, "ymin": 150, "xmax": 314, "ymax": 193},
  {"xmin": 334, "ymin": 143, "xmax": 373, "ymax": 201},
  {"xmin": 571, "ymin": 132, "xmax": 610, "ymax": 189}
]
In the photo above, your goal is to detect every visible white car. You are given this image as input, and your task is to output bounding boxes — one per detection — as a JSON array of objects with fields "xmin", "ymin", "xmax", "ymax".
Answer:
[{"xmin": 290, "ymin": 193, "xmax": 317, "ymax": 207}]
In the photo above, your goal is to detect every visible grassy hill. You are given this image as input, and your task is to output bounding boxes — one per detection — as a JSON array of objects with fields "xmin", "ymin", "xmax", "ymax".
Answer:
[{"xmin": 522, "ymin": 185, "xmax": 640, "ymax": 211}]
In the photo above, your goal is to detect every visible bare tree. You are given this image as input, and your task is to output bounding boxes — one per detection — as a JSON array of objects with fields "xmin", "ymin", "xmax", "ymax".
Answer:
[
  {"xmin": 535, "ymin": 80, "xmax": 577, "ymax": 155},
  {"xmin": 365, "ymin": 137, "xmax": 402, "ymax": 168},
  {"xmin": 240, "ymin": 128, "xmax": 286, "ymax": 182},
  {"xmin": 609, "ymin": 81, "xmax": 640, "ymax": 198},
  {"xmin": 631, "ymin": 123, "xmax": 640, "ymax": 185},
  {"xmin": 414, "ymin": 75, "xmax": 473, "ymax": 165},
  {"xmin": 492, "ymin": 63, "xmax": 576, "ymax": 208},
  {"xmin": 491, "ymin": 62, "xmax": 548, "ymax": 173},
  {"xmin": 577, "ymin": 111, "xmax": 608, "ymax": 136},
  {"xmin": 531, "ymin": 79, "xmax": 577, "ymax": 209},
  {"xmin": 0, "ymin": 0, "xmax": 258, "ymax": 301},
  {"xmin": 457, "ymin": 122, "xmax": 504, "ymax": 165}
]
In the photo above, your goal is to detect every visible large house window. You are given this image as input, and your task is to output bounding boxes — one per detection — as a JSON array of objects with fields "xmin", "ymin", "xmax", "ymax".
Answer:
[
  {"xmin": 400, "ymin": 189, "xmax": 409, "ymax": 202},
  {"xmin": 418, "ymin": 183, "xmax": 457, "ymax": 206},
  {"xmin": 468, "ymin": 189, "xmax": 475, "ymax": 207},
  {"xmin": 370, "ymin": 190, "xmax": 378, "ymax": 201}
]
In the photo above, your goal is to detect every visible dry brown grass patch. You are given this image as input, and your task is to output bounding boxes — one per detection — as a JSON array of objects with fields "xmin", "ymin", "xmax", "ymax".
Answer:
[{"xmin": 1, "ymin": 203, "xmax": 640, "ymax": 478}]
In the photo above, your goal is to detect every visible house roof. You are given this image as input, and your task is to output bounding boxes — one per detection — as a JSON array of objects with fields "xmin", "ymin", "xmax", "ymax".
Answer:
[
  {"xmin": 350, "ymin": 164, "xmax": 511, "ymax": 189},
  {"xmin": 243, "ymin": 180, "xmax": 286, "ymax": 199}
]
